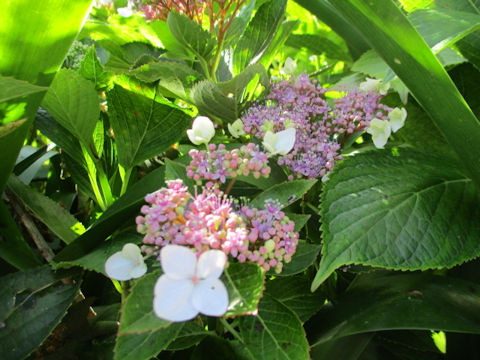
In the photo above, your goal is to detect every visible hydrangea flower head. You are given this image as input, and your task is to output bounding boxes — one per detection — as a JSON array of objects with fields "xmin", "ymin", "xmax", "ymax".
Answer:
[{"xmin": 153, "ymin": 245, "xmax": 228, "ymax": 322}]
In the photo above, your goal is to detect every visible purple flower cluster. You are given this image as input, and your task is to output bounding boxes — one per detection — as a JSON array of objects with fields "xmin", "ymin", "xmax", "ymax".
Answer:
[
  {"xmin": 186, "ymin": 143, "xmax": 271, "ymax": 184},
  {"xmin": 136, "ymin": 180, "xmax": 298, "ymax": 273},
  {"xmin": 241, "ymin": 74, "xmax": 390, "ymax": 179}
]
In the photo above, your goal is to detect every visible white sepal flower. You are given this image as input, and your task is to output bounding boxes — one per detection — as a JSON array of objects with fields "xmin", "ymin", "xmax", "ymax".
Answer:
[
  {"xmin": 359, "ymin": 77, "xmax": 390, "ymax": 95},
  {"xmin": 228, "ymin": 119, "xmax": 245, "ymax": 138},
  {"xmin": 153, "ymin": 245, "xmax": 228, "ymax": 322},
  {"xmin": 367, "ymin": 118, "xmax": 391, "ymax": 149},
  {"xmin": 388, "ymin": 107, "xmax": 407, "ymax": 133},
  {"xmin": 281, "ymin": 57, "xmax": 297, "ymax": 75},
  {"xmin": 105, "ymin": 243, "xmax": 147, "ymax": 281},
  {"xmin": 263, "ymin": 128, "xmax": 296, "ymax": 156},
  {"xmin": 187, "ymin": 116, "xmax": 215, "ymax": 145}
]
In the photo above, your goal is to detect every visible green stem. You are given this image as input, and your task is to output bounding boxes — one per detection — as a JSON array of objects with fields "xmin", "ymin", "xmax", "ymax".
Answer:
[
  {"xmin": 225, "ymin": 177, "xmax": 237, "ymax": 195},
  {"xmin": 119, "ymin": 166, "xmax": 132, "ymax": 196},
  {"xmin": 305, "ymin": 202, "xmax": 321, "ymax": 216}
]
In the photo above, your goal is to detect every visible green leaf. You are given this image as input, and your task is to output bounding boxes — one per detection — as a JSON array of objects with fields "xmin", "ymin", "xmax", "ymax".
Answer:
[
  {"xmin": 450, "ymin": 63, "xmax": 480, "ymax": 119},
  {"xmin": 292, "ymin": 0, "xmax": 370, "ymax": 60},
  {"xmin": 285, "ymin": 213, "xmax": 311, "ymax": 232},
  {"xmin": 119, "ymin": 269, "xmax": 170, "ymax": 335},
  {"xmin": 132, "ymin": 61, "xmax": 202, "ymax": 99},
  {"xmin": 312, "ymin": 148, "xmax": 480, "ymax": 290},
  {"xmin": 233, "ymin": 0, "xmax": 287, "ymax": 74},
  {"xmin": 167, "ymin": 11, "xmax": 216, "ymax": 60},
  {"xmin": 258, "ymin": 20, "xmax": 300, "ymax": 70},
  {"xmin": 7, "ymin": 174, "xmax": 81, "ymax": 244},
  {"xmin": 328, "ymin": 0, "xmax": 480, "ymax": 188},
  {"xmin": 79, "ymin": 45, "xmax": 114, "ymax": 90},
  {"xmin": 224, "ymin": 263, "xmax": 264, "ymax": 317},
  {"xmin": 409, "ymin": 8, "xmax": 480, "ymax": 53},
  {"xmin": 35, "ymin": 108, "xmax": 84, "ymax": 166},
  {"xmin": 0, "ymin": 0, "xmax": 92, "ymax": 193},
  {"xmin": 189, "ymin": 80, "xmax": 237, "ymax": 121},
  {"xmin": 191, "ymin": 336, "xmax": 250, "ymax": 360},
  {"xmin": 237, "ymin": 294, "xmax": 309, "ymax": 360},
  {"xmin": 54, "ymin": 166, "xmax": 165, "ymax": 262},
  {"xmin": 114, "ymin": 323, "xmax": 183, "ymax": 360},
  {"xmin": 0, "ymin": 200, "xmax": 42, "ymax": 270},
  {"xmin": 310, "ymin": 334, "xmax": 374, "ymax": 360},
  {"xmin": 250, "ymin": 179, "xmax": 316, "ymax": 209},
  {"xmin": 285, "ymin": 34, "xmax": 352, "ymax": 61},
  {"xmin": 0, "ymin": 266, "xmax": 80, "ymax": 360},
  {"xmin": 57, "ymin": 232, "xmax": 142, "ymax": 274},
  {"xmin": 0, "ymin": 76, "xmax": 47, "ymax": 103},
  {"xmin": 107, "ymin": 86, "xmax": 191, "ymax": 169},
  {"xmin": 41, "ymin": 69, "xmax": 100, "ymax": 147},
  {"xmin": 272, "ymin": 241, "xmax": 321, "ymax": 276},
  {"xmin": 223, "ymin": 0, "xmax": 256, "ymax": 49},
  {"xmin": 167, "ymin": 322, "xmax": 208, "ymax": 350},
  {"xmin": 307, "ymin": 272, "xmax": 480, "ymax": 346},
  {"xmin": 266, "ymin": 275, "xmax": 325, "ymax": 322}
]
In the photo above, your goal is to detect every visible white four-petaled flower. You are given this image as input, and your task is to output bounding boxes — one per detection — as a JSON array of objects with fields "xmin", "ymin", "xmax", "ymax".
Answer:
[
  {"xmin": 228, "ymin": 119, "xmax": 246, "ymax": 138},
  {"xmin": 388, "ymin": 107, "xmax": 407, "ymax": 133},
  {"xmin": 359, "ymin": 77, "xmax": 390, "ymax": 95},
  {"xmin": 105, "ymin": 243, "xmax": 147, "ymax": 281},
  {"xmin": 280, "ymin": 57, "xmax": 297, "ymax": 75},
  {"xmin": 187, "ymin": 116, "xmax": 215, "ymax": 145},
  {"xmin": 263, "ymin": 128, "xmax": 296, "ymax": 156},
  {"xmin": 367, "ymin": 118, "xmax": 391, "ymax": 148},
  {"xmin": 153, "ymin": 245, "xmax": 229, "ymax": 322}
]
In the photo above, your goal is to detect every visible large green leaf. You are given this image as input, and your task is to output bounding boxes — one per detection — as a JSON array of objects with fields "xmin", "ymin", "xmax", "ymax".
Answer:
[
  {"xmin": 307, "ymin": 272, "xmax": 480, "ymax": 346},
  {"xmin": 271, "ymin": 241, "xmax": 321, "ymax": 276},
  {"xmin": 119, "ymin": 269, "xmax": 170, "ymax": 335},
  {"xmin": 266, "ymin": 275, "xmax": 325, "ymax": 322},
  {"xmin": 132, "ymin": 61, "xmax": 202, "ymax": 99},
  {"xmin": 0, "ymin": 266, "xmax": 80, "ymax": 360},
  {"xmin": 0, "ymin": 200, "xmax": 42, "ymax": 270},
  {"xmin": 7, "ymin": 174, "xmax": 81, "ymax": 244},
  {"xmin": 409, "ymin": 8, "xmax": 480, "ymax": 52},
  {"xmin": 54, "ymin": 166, "xmax": 165, "ymax": 262},
  {"xmin": 107, "ymin": 86, "xmax": 191, "ymax": 169},
  {"xmin": 233, "ymin": 0, "xmax": 287, "ymax": 74},
  {"xmin": 42, "ymin": 69, "xmax": 100, "ymax": 147},
  {"xmin": 0, "ymin": 76, "xmax": 47, "ymax": 103},
  {"xmin": 0, "ymin": 0, "xmax": 92, "ymax": 193},
  {"xmin": 293, "ymin": 0, "xmax": 370, "ymax": 60},
  {"xmin": 189, "ymin": 80, "xmax": 237, "ymax": 121},
  {"xmin": 250, "ymin": 179, "xmax": 316, "ymax": 209},
  {"xmin": 237, "ymin": 294, "xmax": 309, "ymax": 360},
  {"xmin": 79, "ymin": 45, "xmax": 114, "ymax": 91},
  {"xmin": 312, "ymin": 148, "xmax": 480, "ymax": 290},
  {"xmin": 285, "ymin": 34, "xmax": 352, "ymax": 61},
  {"xmin": 327, "ymin": 0, "xmax": 480, "ymax": 187},
  {"xmin": 114, "ymin": 323, "xmax": 183, "ymax": 360},
  {"xmin": 167, "ymin": 11, "xmax": 216, "ymax": 61},
  {"xmin": 224, "ymin": 263, "xmax": 264, "ymax": 317}
]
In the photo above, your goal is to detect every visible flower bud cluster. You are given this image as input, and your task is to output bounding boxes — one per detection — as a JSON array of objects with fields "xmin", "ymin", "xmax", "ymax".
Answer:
[
  {"xmin": 241, "ymin": 74, "xmax": 393, "ymax": 179},
  {"xmin": 136, "ymin": 180, "xmax": 298, "ymax": 273},
  {"xmin": 186, "ymin": 143, "xmax": 271, "ymax": 184}
]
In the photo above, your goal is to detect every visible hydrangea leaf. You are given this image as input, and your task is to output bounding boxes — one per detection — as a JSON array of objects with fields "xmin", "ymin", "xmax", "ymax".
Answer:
[
  {"xmin": 189, "ymin": 80, "xmax": 237, "ymax": 122},
  {"xmin": 250, "ymin": 179, "xmax": 316, "ymax": 209},
  {"xmin": 237, "ymin": 294, "xmax": 309, "ymax": 360},
  {"xmin": 167, "ymin": 322, "xmax": 208, "ymax": 351},
  {"xmin": 0, "ymin": 266, "xmax": 80, "ymax": 360},
  {"xmin": 42, "ymin": 69, "xmax": 100, "ymax": 147},
  {"xmin": 79, "ymin": 45, "xmax": 114, "ymax": 90},
  {"xmin": 266, "ymin": 275, "xmax": 326, "ymax": 322},
  {"xmin": 312, "ymin": 148, "xmax": 480, "ymax": 290},
  {"xmin": 107, "ymin": 86, "xmax": 191, "ymax": 169},
  {"xmin": 270, "ymin": 240, "xmax": 320, "ymax": 277},
  {"xmin": 167, "ymin": 11, "xmax": 216, "ymax": 60},
  {"xmin": 308, "ymin": 272, "xmax": 480, "ymax": 346},
  {"xmin": 233, "ymin": 0, "xmax": 287, "ymax": 74},
  {"xmin": 224, "ymin": 263, "xmax": 264, "ymax": 317},
  {"xmin": 119, "ymin": 269, "xmax": 171, "ymax": 335}
]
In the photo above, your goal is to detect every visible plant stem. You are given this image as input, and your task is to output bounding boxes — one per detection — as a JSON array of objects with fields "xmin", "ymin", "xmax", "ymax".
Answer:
[
  {"xmin": 225, "ymin": 177, "xmax": 237, "ymax": 195},
  {"xmin": 305, "ymin": 202, "xmax": 321, "ymax": 216},
  {"xmin": 220, "ymin": 318, "xmax": 244, "ymax": 343}
]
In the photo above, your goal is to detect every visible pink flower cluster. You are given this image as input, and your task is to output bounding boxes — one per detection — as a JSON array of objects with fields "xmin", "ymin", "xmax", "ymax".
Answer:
[
  {"xmin": 186, "ymin": 143, "xmax": 271, "ymax": 184},
  {"xmin": 136, "ymin": 180, "xmax": 298, "ymax": 273},
  {"xmin": 241, "ymin": 74, "xmax": 391, "ymax": 179}
]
